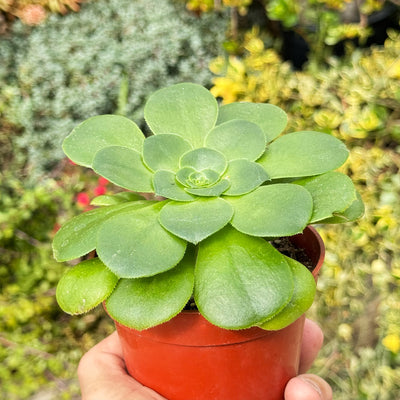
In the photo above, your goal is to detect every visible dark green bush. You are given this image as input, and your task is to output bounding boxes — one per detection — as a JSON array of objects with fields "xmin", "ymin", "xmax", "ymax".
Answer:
[{"xmin": 0, "ymin": 0, "xmax": 228, "ymax": 176}]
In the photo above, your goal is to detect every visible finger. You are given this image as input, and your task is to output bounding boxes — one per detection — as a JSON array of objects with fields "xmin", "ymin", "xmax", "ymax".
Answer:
[
  {"xmin": 299, "ymin": 319, "xmax": 324, "ymax": 373},
  {"xmin": 78, "ymin": 331, "xmax": 166, "ymax": 400},
  {"xmin": 285, "ymin": 374, "xmax": 333, "ymax": 400}
]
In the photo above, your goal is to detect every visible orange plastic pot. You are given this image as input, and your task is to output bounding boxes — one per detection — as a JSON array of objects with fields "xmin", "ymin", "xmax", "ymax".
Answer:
[{"xmin": 112, "ymin": 226, "xmax": 325, "ymax": 400}]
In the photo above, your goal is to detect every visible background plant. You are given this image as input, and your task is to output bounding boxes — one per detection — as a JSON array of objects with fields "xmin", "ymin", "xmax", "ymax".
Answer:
[
  {"xmin": 0, "ymin": 0, "xmax": 81, "ymax": 26},
  {"xmin": 0, "ymin": 0, "xmax": 228, "ymax": 178},
  {"xmin": 210, "ymin": 28, "xmax": 400, "ymax": 144}
]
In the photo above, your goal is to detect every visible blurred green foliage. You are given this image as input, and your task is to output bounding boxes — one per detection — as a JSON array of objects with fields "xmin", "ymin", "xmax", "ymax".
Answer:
[
  {"xmin": 210, "ymin": 28, "xmax": 400, "ymax": 144},
  {"xmin": 310, "ymin": 146, "xmax": 400, "ymax": 399},
  {"xmin": 0, "ymin": 0, "xmax": 228, "ymax": 177},
  {"xmin": 181, "ymin": 0, "xmax": 388, "ymax": 63},
  {"xmin": 0, "ymin": 164, "xmax": 116, "ymax": 399}
]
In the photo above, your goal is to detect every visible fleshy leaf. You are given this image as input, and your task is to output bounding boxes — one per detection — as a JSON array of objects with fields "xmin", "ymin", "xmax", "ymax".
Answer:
[
  {"xmin": 56, "ymin": 258, "xmax": 118, "ymax": 315},
  {"xmin": 228, "ymin": 184, "xmax": 313, "ymax": 237},
  {"xmin": 91, "ymin": 192, "xmax": 145, "ymax": 206},
  {"xmin": 258, "ymin": 131, "xmax": 349, "ymax": 179},
  {"xmin": 294, "ymin": 171, "xmax": 357, "ymax": 223},
  {"xmin": 222, "ymin": 159, "xmax": 269, "ymax": 196},
  {"xmin": 185, "ymin": 179, "xmax": 230, "ymax": 197},
  {"xmin": 318, "ymin": 191, "xmax": 365, "ymax": 223},
  {"xmin": 93, "ymin": 146, "xmax": 153, "ymax": 192},
  {"xmin": 180, "ymin": 148, "xmax": 227, "ymax": 176},
  {"xmin": 205, "ymin": 120, "xmax": 266, "ymax": 161},
  {"xmin": 97, "ymin": 202, "xmax": 186, "ymax": 278},
  {"xmin": 177, "ymin": 168, "xmax": 220, "ymax": 189},
  {"xmin": 259, "ymin": 256, "xmax": 316, "ymax": 330},
  {"xmin": 53, "ymin": 201, "xmax": 150, "ymax": 261},
  {"xmin": 217, "ymin": 103, "xmax": 288, "ymax": 143},
  {"xmin": 153, "ymin": 170, "xmax": 195, "ymax": 201},
  {"xmin": 159, "ymin": 197, "xmax": 233, "ymax": 244},
  {"xmin": 63, "ymin": 115, "xmax": 144, "ymax": 167},
  {"xmin": 143, "ymin": 134, "xmax": 192, "ymax": 172},
  {"xmin": 176, "ymin": 166, "xmax": 197, "ymax": 187},
  {"xmin": 105, "ymin": 250, "xmax": 195, "ymax": 330},
  {"xmin": 194, "ymin": 226, "xmax": 294, "ymax": 329},
  {"xmin": 144, "ymin": 83, "xmax": 218, "ymax": 148}
]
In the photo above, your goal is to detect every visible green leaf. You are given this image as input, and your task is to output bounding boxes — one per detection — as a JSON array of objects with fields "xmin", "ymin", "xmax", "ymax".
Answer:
[
  {"xmin": 93, "ymin": 146, "xmax": 154, "ymax": 192},
  {"xmin": 180, "ymin": 148, "xmax": 227, "ymax": 176},
  {"xmin": 294, "ymin": 172, "xmax": 357, "ymax": 223},
  {"xmin": 259, "ymin": 256, "xmax": 316, "ymax": 330},
  {"xmin": 91, "ymin": 192, "xmax": 145, "ymax": 206},
  {"xmin": 217, "ymin": 103, "xmax": 288, "ymax": 143},
  {"xmin": 176, "ymin": 166, "xmax": 197, "ymax": 186},
  {"xmin": 159, "ymin": 197, "xmax": 233, "ymax": 244},
  {"xmin": 185, "ymin": 179, "xmax": 230, "ymax": 197},
  {"xmin": 205, "ymin": 120, "xmax": 266, "ymax": 161},
  {"xmin": 53, "ymin": 201, "xmax": 150, "ymax": 261},
  {"xmin": 228, "ymin": 184, "xmax": 313, "ymax": 237},
  {"xmin": 105, "ymin": 250, "xmax": 195, "ymax": 330},
  {"xmin": 144, "ymin": 83, "xmax": 218, "ymax": 148},
  {"xmin": 318, "ymin": 191, "xmax": 365, "ymax": 223},
  {"xmin": 257, "ymin": 131, "xmax": 349, "ymax": 179},
  {"xmin": 176, "ymin": 168, "xmax": 220, "ymax": 189},
  {"xmin": 195, "ymin": 226, "xmax": 294, "ymax": 329},
  {"xmin": 97, "ymin": 202, "xmax": 187, "ymax": 278},
  {"xmin": 56, "ymin": 258, "xmax": 118, "ymax": 315},
  {"xmin": 63, "ymin": 115, "xmax": 145, "ymax": 167},
  {"xmin": 223, "ymin": 159, "xmax": 269, "ymax": 196},
  {"xmin": 143, "ymin": 134, "xmax": 192, "ymax": 172},
  {"xmin": 153, "ymin": 170, "xmax": 195, "ymax": 201}
]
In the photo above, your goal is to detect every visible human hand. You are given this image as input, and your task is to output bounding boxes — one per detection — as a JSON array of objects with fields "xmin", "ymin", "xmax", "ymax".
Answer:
[
  {"xmin": 78, "ymin": 331, "xmax": 166, "ymax": 400},
  {"xmin": 78, "ymin": 318, "xmax": 332, "ymax": 400},
  {"xmin": 284, "ymin": 318, "xmax": 333, "ymax": 400}
]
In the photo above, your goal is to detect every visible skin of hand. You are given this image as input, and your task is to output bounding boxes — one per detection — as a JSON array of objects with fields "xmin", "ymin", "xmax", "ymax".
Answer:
[{"xmin": 78, "ymin": 318, "xmax": 332, "ymax": 400}]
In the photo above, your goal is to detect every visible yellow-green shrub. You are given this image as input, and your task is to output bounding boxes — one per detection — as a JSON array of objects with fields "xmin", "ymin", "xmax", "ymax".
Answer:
[{"xmin": 210, "ymin": 29, "xmax": 400, "ymax": 144}]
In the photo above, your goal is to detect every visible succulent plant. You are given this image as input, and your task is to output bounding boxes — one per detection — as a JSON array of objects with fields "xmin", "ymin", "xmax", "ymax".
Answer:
[{"xmin": 53, "ymin": 83, "xmax": 364, "ymax": 331}]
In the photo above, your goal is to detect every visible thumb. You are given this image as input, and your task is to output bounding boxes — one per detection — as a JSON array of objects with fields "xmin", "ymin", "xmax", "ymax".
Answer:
[{"xmin": 284, "ymin": 374, "xmax": 332, "ymax": 400}]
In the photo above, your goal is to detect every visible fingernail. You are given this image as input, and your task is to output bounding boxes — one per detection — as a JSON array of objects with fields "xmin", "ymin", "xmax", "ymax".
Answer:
[{"xmin": 299, "ymin": 376, "xmax": 323, "ymax": 398}]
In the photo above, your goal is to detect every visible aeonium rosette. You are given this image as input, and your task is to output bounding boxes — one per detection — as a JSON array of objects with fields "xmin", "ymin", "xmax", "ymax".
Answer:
[{"xmin": 53, "ymin": 83, "xmax": 364, "ymax": 331}]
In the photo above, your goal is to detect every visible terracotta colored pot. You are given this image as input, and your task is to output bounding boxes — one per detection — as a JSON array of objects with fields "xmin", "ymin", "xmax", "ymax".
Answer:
[{"xmin": 112, "ymin": 226, "xmax": 325, "ymax": 400}]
